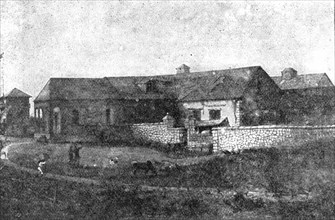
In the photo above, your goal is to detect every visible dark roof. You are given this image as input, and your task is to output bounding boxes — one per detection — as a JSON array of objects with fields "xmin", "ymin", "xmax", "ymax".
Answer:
[
  {"xmin": 176, "ymin": 66, "xmax": 259, "ymax": 101},
  {"xmin": 34, "ymin": 66, "xmax": 275, "ymax": 102},
  {"xmin": 282, "ymin": 86, "xmax": 335, "ymax": 97},
  {"xmin": 35, "ymin": 78, "xmax": 112, "ymax": 101},
  {"xmin": 4, "ymin": 88, "xmax": 31, "ymax": 98},
  {"xmin": 104, "ymin": 76, "xmax": 176, "ymax": 100},
  {"xmin": 271, "ymin": 73, "xmax": 334, "ymax": 90}
]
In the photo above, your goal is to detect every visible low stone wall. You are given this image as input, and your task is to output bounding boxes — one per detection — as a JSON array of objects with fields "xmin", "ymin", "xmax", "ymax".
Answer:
[
  {"xmin": 212, "ymin": 125, "xmax": 335, "ymax": 152},
  {"xmin": 35, "ymin": 122, "xmax": 186, "ymax": 145},
  {"xmin": 131, "ymin": 122, "xmax": 186, "ymax": 144}
]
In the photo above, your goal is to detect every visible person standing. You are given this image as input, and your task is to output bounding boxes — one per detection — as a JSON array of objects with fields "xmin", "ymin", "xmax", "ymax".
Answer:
[
  {"xmin": 68, "ymin": 143, "xmax": 74, "ymax": 164},
  {"xmin": 73, "ymin": 143, "xmax": 83, "ymax": 167},
  {"xmin": 0, "ymin": 139, "xmax": 8, "ymax": 159}
]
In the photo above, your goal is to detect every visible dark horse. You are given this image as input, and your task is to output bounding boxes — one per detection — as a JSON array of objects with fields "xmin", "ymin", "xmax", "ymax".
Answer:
[{"xmin": 132, "ymin": 160, "xmax": 157, "ymax": 176}]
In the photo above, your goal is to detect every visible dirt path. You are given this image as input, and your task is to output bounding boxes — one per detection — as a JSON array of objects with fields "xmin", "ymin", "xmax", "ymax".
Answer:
[
  {"xmin": 1, "ymin": 142, "xmax": 100, "ymax": 185},
  {"xmin": 1, "ymin": 141, "xmax": 217, "ymax": 188},
  {"xmin": 0, "ymin": 141, "xmax": 314, "ymax": 203}
]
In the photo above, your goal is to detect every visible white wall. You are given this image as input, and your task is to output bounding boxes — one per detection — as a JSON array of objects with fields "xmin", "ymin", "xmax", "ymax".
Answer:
[{"xmin": 182, "ymin": 100, "xmax": 237, "ymax": 126}]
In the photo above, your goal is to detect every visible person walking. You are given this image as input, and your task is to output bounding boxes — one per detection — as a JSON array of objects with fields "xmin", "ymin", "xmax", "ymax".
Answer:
[{"xmin": 37, "ymin": 159, "xmax": 46, "ymax": 175}]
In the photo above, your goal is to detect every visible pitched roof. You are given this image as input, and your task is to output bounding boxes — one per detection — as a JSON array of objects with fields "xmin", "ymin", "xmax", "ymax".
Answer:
[
  {"xmin": 104, "ymin": 75, "xmax": 176, "ymax": 100},
  {"xmin": 4, "ymin": 88, "xmax": 31, "ymax": 98},
  {"xmin": 34, "ymin": 66, "xmax": 274, "ymax": 102},
  {"xmin": 34, "ymin": 78, "xmax": 112, "ymax": 101},
  {"xmin": 271, "ymin": 73, "xmax": 334, "ymax": 90},
  {"xmin": 176, "ymin": 66, "xmax": 259, "ymax": 101}
]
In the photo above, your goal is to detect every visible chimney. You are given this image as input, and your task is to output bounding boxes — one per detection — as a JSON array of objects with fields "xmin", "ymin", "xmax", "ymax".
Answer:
[
  {"xmin": 176, "ymin": 64, "xmax": 190, "ymax": 74},
  {"xmin": 281, "ymin": 68, "xmax": 297, "ymax": 80}
]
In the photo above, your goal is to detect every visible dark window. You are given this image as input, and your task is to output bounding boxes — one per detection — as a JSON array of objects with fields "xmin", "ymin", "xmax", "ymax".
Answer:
[
  {"xmin": 72, "ymin": 110, "xmax": 79, "ymax": 124},
  {"xmin": 192, "ymin": 109, "xmax": 201, "ymax": 121},
  {"xmin": 106, "ymin": 109, "xmax": 110, "ymax": 124},
  {"xmin": 209, "ymin": 109, "xmax": 221, "ymax": 120}
]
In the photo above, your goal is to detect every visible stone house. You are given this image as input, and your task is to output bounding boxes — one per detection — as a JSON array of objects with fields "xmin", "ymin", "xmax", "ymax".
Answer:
[
  {"xmin": 34, "ymin": 65, "xmax": 283, "ymax": 140},
  {"xmin": 176, "ymin": 65, "xmax": 282, "ymax": 130},
  {"xmin": 34, "ymin": 77, "xmax": 179, "ymax": 140},
  {"xmin": 271, "ymin": 68, "xmax": 335, "ymax": 125},
  {"xmin": 0, "ymin": 88, "xmax": 31, "ymax": 136}
]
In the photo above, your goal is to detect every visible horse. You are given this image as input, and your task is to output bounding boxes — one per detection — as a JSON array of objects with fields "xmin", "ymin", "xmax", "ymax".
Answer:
[{"xmin": 132, "ymin": 160, "xmax": 157, "ymax": 176}]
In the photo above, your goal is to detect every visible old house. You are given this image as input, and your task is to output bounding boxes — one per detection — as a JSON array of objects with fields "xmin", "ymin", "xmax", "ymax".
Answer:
[
  {"xmin": 271, "ymin": 68, "xmax": 335, "ymax": 125},
  {"xmin": 175, "ymin": 65, "xmax": 282, "ymax": 130},
  {"xmin": 34, "ymin": 77, "xmax": 179, "ymax": 140},
  {"xmin": 0, "ymin": 88, "xmax": 31, "ymax": 136},
  {"xmin": 271, "ymin": 68, "xmax": 334, "ymax": 90},
  {"xmin": 34, "ymin": 65, "xmax": 283, "ymax": 141}
]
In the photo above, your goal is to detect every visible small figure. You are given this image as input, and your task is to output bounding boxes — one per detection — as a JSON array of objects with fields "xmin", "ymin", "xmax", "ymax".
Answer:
[
  {"xmin": 37, "ymin": 159, "xmax": 46, "ymax": 175},
  {"xmin": 0, "ymin": 140, "xmax": 8, "ymax": 159},
  {"xmin": 69, "ymin": 142, "xmax": 83, "ymax": 167},
  {"xmin": 73, "ymin": 143, "xmax": 82, "ymax": 167},
  {"xmin": 68, "ymin": 145, "xmax": 74, "ymax": 163},
  {"xmin": 109, "ymin": 157, "xmax": 119, "ymax": 166}
]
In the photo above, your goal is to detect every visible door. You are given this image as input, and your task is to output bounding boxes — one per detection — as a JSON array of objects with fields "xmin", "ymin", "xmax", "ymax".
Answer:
[{"xmin": 53, "ymin": 107, "xmax": 61, "ymax": 134}]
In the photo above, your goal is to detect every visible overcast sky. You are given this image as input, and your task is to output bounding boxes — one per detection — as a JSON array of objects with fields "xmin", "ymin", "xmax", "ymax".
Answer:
[{"xmin": 0, "ymin": 1, "xmax": 334, "ymax": 102}]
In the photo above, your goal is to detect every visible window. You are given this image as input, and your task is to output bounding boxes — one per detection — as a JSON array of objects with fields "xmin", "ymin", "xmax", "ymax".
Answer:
[
  {"xmin": 35, "ymin": 108, "xmax": 43, "ymax": 119},
  {"xmin": 209, "ymin": 109, "xmax": 221, "ymax": 120},
  {"xmin": 72, "ymin": 110, "xmax": 79, "ymax": 125},
  {"xmin": 192, "ymin": 109, "xmax": 201, "ymax": 121},
  {"xmin": 35, "ymin": 108, "xmax": 38, "ymax": 118}
]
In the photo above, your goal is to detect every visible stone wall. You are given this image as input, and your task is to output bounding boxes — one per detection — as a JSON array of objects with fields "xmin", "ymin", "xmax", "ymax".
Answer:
[
  {"xmin": 131, "ymin": 122, "xmax": 186, "ymax": 144},
  {"xmin": 87, "ymin": 114, "xmax": 186, "ymax": 145},
  {"xmin": 212, "ymin": 125, "xmax": 335, "ymax": 152}
]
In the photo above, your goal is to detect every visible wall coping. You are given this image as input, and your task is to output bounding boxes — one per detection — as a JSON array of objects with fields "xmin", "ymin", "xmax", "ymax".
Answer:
[
  {"xmin": 131, "ymin": 123, "xmax": 186, "ymax": 131},
  {"xmin": 213, "ymin": 124, "xmax": 335, "ymax": 131},
  {"xmin": 132, "ymin": 122, "xmax": 165, "ymax": 126}
]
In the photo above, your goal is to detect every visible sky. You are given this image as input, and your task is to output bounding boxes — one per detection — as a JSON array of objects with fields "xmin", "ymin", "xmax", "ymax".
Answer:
[{"xmin": 0, "ymin": 1, "xmax": 334, "ymax": 107}]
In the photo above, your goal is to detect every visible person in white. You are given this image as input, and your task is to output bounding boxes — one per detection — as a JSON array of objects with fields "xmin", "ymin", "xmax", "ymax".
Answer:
[{"xmin": 37, "ymin": 159, "xmax": 46, "ymax": 175}]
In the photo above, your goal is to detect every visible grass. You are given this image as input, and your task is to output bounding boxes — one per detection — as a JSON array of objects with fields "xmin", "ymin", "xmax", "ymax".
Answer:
[
  {"xmin": 0, "ymin": 162, "xmax": 100, "ymax": 219},
  {"xmin": 8, "ymin": 140, "xmax": 335, "ymax": 191},
  {"xmin": 3, "ymin": 138, "xmax": 335, "ymax": 218},
  {"xmin": 2, "ymin": 159, "xmax": 332, "ymax": 219},
  {"xmin": 0, "ymin": 162, "xmax": 229, "ymax": 219},
  {"xmin": 8, "ymin": 141, "xmax": 216, "ymax": 181}
]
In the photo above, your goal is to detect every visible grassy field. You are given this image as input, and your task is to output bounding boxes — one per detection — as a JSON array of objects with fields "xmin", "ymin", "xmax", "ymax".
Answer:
[
  {"xmin": 2, "ymin": 139, "xmax": 335, "ymax": 219},
  {"xmin": 7, "ymin": 142, "xmax": 216, "ymax": 181},
  {"xmin": 0, "ymin": 160, "xmax": 277, "ymax": 219}
]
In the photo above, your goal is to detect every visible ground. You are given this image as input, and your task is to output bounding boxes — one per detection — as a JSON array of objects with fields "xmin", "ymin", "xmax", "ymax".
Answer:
[
  {"xmin": 6, "ymin": 141, "xmax": 220, "ymax": 187},
  {"xmin": 1, "ymin": 138, "xmax": 335, "ymax": 219}
]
